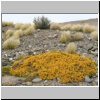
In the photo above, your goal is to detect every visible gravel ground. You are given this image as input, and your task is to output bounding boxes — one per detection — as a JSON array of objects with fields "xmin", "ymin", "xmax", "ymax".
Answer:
[{"xmin": 1, "ymin": 18, "xmax": 98, "ymax": 86}]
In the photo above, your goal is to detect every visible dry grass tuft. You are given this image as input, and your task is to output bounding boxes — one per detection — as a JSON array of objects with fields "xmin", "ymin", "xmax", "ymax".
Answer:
[
  {"xmin": 15, "ymin": 23, "xmax": 23, "ymax": 29},
  {"xmin": 2, "ymin": 22, "xmax": 14, "ymax": 27},
  {"xmin": 65, "ymin": 42, "xmax": 77, "ymax": 53},
  {"xmin": 60, "ymin": 31, "xmax": 71, "ymax": 43},
  {"xmin": 24, "ymin": 26, "xmax": 35, "ymax": 35},
  {"xmin": 73, "ymin": 32, "xmax": 84, "ymax": 41},
  {"xmin": 50, "ymin": 23, "xmax": 61, "ymax": 30},
  {"xmin": 14, "ymin": 30, "xmax": 24, "ymax": 38},
  {"xmin": 21, "ymin": 24, "xmax": 31, "ymax": 30},
  {"xmin": 90, "ymin": 31, "xmax": 98, "ymax": 41},
  {"xmin": 61, "ymin": 24, "xmax": 71, "ymax": 31},
  {"xmin": 82, "ymin": 24, "xmax": 96, "ymax": 33},
  {"xmin": 3, "ymin": 37, "xmax": 20, "ymax": 49},
  {"xmin": 5, "ymin": 30, "xmax": 15, "ymax": 39},
  {"xmin": 71, "ymin": 24, "xmax": 82, "ymax": 31}
]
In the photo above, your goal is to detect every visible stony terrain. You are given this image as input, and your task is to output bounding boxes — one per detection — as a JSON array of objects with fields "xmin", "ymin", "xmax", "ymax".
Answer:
[{"xmin": 1, "ymin": 18, "xmax": 98, "ymax": 86}]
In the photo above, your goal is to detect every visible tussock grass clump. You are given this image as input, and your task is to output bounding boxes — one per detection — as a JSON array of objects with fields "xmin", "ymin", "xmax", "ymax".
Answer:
[
  {"xmin": 15, "ymin": 23, "xmax": 23, "ymax": 29},
  {"xmin": 65, "ymin": 42, "xmax": 77, "ymax": 53},
  {"xmin": 2, "ymin": 22, "xmax": 14, "ymax": 27},
  {"xmin": 50, "ymin": 23, "xmax": 61, "ymax": 30},
  {"xmin": 71, "ymin": 24, "xmax": 82, "ymax": 31},
  {"xmin": 90, "ymin": 31, "xmax": 98, "ymax": 41},
  {"xmin": 73, "ymin": 32, "xmax": 83, "ymax": 41},
  {"xmin": 14, "ymin": 30, "xmax": 23, "ymax": 38},
  {"xmin": 24, "ymin": 26, "xmax": 35, "ymax": 35},
  {"xmin": 9, "ymin": 51, "xmax": 97, "ymax": 83},
  {"xmin": 5, "ymin": 30, "xmax": 15, "ymax": 39},
  {"xmin": 61, "ymin": 24, "xmax": 71, "ymax": 31},
  {"xmin": 83, "ymin": 24, "xmax": 96, "ymax": 33},
  {"xmin": 33, "ymin": 16, "xmax": 50, "ymax": 29},
  {"xmin": 60, "ymin": 31, "xmax": 71, "ymax": 43},
  {"xmin": 3, "ymin": 37, "xmax": 20, "ymax": 49},
  {"xmin": 21, "ymin": 24, "xmax": 31, "ymax": 30}
]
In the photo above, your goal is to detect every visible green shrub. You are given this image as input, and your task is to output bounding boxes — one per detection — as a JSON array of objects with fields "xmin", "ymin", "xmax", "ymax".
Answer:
[{"xmin": 33, "ymin": 16, "xmax": 50, "ymax": 29}]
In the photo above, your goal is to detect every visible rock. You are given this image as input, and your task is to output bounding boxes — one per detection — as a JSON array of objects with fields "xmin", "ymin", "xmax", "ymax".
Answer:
[
  {"xmin": 33, "ymin": 47, "xmax": 42, "ymax": 51},
  {"xmin": 94, "ymin": 78, "xmax": 98, "ymax": 84},
  {"xmin": 2, "ymin": 61, "xmax": 8, "ymax": 66},
  {"xmin": 32, "ymin": 78, "xmax": 42, "ymax": 83},
  {"xmin": 22, "ymin": 82, "xmax": 33, "ymax": 86},
  {"xmin": 9, "ymin": 58, "xmax": 13, "ymax": 61},
  {"xmin": 58, "ymin": 43, "xmax": 66, "ymax": 47},
  {"xmin": 2, "ymin": 76, "xmax": 25, "ymax": 86},
  {"xmin": 48, "ymin": 34, "xmax": 58, "ymax": 38},
  {"xmin": 90, "ymin": 51, "xmax": 98, "ymax": 56},
  {"xmin": 85, "ymin": 76, "xmax": 93, "ymax": 83},
  {"xmin": 28, "ymin": 45, "xmax": 32, "ymax": 48},
  {"xmin": 43, "ymin": 80, "xmax": 48, "ymax": 83},
  {"xmin": 28, "ymin": 51, "xmax": 33, "ymax": 55},
  {"xmin": 79, "ymin": 82, "xmax": 88, "ymax": 86}
]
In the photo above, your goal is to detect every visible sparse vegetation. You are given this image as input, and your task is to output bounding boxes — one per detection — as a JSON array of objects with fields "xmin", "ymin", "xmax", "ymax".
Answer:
[
  {"xmin": 33, "ymin": 16, "xmax": 50, "ymax": 29},
  {"xmin": 2, "ymin": 22, "xmax": 14, "ymax": 27},
  {"xmin": 60, "ymin": 31, "xmax": 71, "ymax": 43},
  {"xmin": 24, "ymin": 26, "xmax": 35, "ymax": 35},
  {"xmin": 2, "ymin": 66, "xmax": 11, "ymax": 76},
  {"xmin": 65, "ymin": 42, "xmax": 77, "ymax": 53},
  {"xmin": 71, "ymin": 24, "xmax": 82, "ymax": 31},
  {"xmin": 61, "ymin": 24, "xmax": 71, "ymax": 31},
  {"xmin": 15, "ymin": 23, "xmax": 23, "ymax": 29},
  {"xmin": 73, "ymin": 32, "xmax": 83, "ymax": 41},
  {"xmin": 14, "ymin": 29, "xmax": 23, "ymax": 37},
  {"xmin": 90, "ymin": 31, "xmax": 98, "ymax": 41},
  {"xmin": 50, "ymin": 23, "xmax": 61, "ymax": 30},
  {"xmin": 21, "ymin": 24, "xmax": 30, "ymax": 30},
  {"xmin": 83, "ymin": 24, "xmax": 96, "ymax": 33},
  {"xmin": 3, "ymin": 37, "xmax": 20, "ymax": 49},
  {"xmin": 5, "ymin": 30, "xmax": 15, "ymax": 39}
]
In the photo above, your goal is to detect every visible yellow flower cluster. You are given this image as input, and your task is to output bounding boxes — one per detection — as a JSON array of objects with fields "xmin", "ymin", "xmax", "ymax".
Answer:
[{"xmin": 10, "ymin": 51, "xmax": 97, "ymax": 83}]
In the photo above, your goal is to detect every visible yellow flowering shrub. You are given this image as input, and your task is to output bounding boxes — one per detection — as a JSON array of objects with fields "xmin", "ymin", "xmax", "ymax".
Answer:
[{"xmin": 10, "ymin": 51, "xmax": 97, "ymax": 83}]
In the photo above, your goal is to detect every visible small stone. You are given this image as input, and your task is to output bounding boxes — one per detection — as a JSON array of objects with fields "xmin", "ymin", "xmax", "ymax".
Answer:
[
  {"xmin": 4, "ymin": 54, "xmax": 8, "ymax": 57},
  {"xmin": 22, "ymin": 82, "xmax": 32, "ymax": 86},
  {"xmin": 28, "ymin": 51, "xmax": 33, "ymax": 55},
  {"xmin": 32, "ymin": 78, "xmax": 42, "ymax": 83},
  {"xmin": 9, "ymin": 58, "xmax": 13, "ymax": 61},
  {"xmin": 44, "ymin": 80, "xmax": 48, "ymax": 83},
  {"xmin": 33, "ymin": 52, "xmax": 37, "ymax": 55},
  {"xmin": 48, "ymin": 34, "xmax": 58, "ymax": 38},
  {"xmin": 85, "ymin": 76, "xmax": 93, "ymax": 83},
  {"xmin": 94, "ymin": 78, "xmax": 98, "ymax": 83},
  {"xmin": 2, "ymin": 61, "xmax": 8, "ymax": 66},
  {"xmin": 29, "ymin": 45, "xmax": 32, "ymax": 48}
]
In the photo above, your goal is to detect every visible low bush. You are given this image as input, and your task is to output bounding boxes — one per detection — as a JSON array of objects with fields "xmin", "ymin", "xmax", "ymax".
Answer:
[
  {"xmin": 9, "ymin": 51, "xmax": 97, "ymax": 83},
  {"xmin": 33, "ymin": 16, "xmax": 50, "ymax": 29}
]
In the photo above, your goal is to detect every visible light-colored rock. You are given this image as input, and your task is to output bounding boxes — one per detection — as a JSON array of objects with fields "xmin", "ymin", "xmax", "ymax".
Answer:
[
  {"xmin": 32, "ymin": 78, "xmax": 42, "ymax": 83},
  {"xmin": 2, "ymin": 76, "xmax": 25, "ymax": 86},
  {"xmin": 85, "ymin": 76, "xmax": 93, "ymax": 83},
  {"xmin": 22, "ymin": 82, "xmax": 33, "ymax": 86},
  {"xmin": 9, "ymin": 58, "xmax": 13, "ymax": 61}
]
